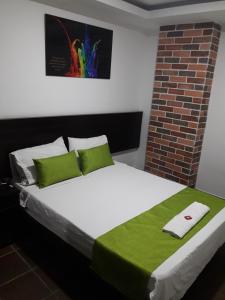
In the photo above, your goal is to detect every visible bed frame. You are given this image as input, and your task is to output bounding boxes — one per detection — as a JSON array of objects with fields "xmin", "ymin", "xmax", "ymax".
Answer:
[{"xmin": 0, "ymin": 112, "xmax": 142, "ymax": 179}]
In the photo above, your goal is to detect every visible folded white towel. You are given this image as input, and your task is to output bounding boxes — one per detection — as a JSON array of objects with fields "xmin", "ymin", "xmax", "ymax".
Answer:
[{"xmin": 163, "ymin": 202, "xmax": 210, "ymax": 238}]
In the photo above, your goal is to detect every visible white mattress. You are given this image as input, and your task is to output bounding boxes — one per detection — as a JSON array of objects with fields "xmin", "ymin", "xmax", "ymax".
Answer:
[{"xmin": 16, "ymin": 162, "xmax": 225, "ymax": 300}]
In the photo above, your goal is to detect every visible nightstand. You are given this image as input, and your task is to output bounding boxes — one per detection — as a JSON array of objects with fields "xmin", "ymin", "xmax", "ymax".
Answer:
[{"xmin": 0, "ymin": 184, "xmax": 20, "ymax": 247}]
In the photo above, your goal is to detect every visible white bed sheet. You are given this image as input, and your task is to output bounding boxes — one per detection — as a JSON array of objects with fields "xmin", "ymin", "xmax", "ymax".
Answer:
[{"xmin": 16, "ymin": 162, "xmax": 225, "ymax": 300}]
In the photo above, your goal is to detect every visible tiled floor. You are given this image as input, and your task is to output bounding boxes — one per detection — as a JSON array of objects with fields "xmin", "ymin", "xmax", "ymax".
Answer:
[
  {"xmin": 0, "ymin": 245, "xmax": 69, "ymax": 300},
  {"xmin": 0, "ymin": 222, "xmax": 225, "ymax": 300}
]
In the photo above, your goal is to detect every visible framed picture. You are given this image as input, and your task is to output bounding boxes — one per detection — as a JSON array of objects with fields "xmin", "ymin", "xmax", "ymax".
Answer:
[{"xmin": 45, "ymin": 14, "xmax": 113, "ymax": 79}]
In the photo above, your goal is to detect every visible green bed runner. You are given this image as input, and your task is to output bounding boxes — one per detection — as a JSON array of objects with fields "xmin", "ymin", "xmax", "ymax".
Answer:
[{"xmin": 92, "ymin": 187, "xmax": 225, "ymax": 300}]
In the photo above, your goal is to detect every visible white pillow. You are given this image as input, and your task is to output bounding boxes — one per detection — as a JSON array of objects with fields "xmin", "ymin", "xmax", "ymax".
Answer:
[
  {"xmin": 10, "ymin": 137, "xmax": 68, "ymax": 185},
  {"xmin": 68, "ymin": 135, "xmax": 108, "ymax": 152}
]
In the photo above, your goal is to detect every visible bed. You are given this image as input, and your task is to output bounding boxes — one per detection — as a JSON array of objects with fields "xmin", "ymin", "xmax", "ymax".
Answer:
[
  {"xmin": 1, "ymin": 113, "xmax": 225, "ymax": 300},
  {"xmin": 16, "ymin": 162, "xmax": 225, "ymax": 300}
]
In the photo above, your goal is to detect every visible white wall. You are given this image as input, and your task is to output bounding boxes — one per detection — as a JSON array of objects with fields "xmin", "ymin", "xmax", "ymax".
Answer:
[
  {"xmin": 196, "ymin": 31, "xmax": 225, "ymax": 199},
  {"xmin": 0, "ymin": 0, "xmax": 157, "ymax": 169}
]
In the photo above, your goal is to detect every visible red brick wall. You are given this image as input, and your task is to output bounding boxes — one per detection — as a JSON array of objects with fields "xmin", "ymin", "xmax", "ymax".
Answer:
[{"xmin": 145, "ymin": 22, "xmax": 221, "ymax": 186}]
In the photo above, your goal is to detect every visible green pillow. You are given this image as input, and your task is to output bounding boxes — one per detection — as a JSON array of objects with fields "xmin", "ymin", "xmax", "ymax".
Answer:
[
  {"xmin": 78, "ymin": 143, "xmax": 114, "ymax": 175},
  {"xmin": 33, "ymin": 151, "xmax": 81, "ymax": 188}
]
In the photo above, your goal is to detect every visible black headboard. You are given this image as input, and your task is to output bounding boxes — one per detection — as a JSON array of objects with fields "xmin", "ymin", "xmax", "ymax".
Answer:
[{"xmin": 0, "ymin": 112, "xmax": 142, "ymax": 178}]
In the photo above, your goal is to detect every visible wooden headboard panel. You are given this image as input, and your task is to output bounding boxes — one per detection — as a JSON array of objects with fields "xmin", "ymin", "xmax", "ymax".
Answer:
[{"xmin": 0, "ymin": 112, "xmax": 142, "ymax": 178}]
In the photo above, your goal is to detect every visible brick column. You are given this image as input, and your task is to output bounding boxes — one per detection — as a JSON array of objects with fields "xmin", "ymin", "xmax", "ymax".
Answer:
[{"xmin": 145, "ymin": 22, "xmax": 221, "ymax": 186}]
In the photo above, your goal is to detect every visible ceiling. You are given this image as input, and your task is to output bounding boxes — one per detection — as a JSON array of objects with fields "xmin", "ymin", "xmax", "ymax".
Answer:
[
  {"xmin": 30, "ymin": 0, "xmax": 225, "ymax": 34},
  {"xmin": 123, "ymin": 0, "xmax": 222, "ymax": 10}
]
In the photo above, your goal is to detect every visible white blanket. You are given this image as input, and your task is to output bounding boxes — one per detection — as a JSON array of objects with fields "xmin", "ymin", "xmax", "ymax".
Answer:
[{"xmin": 163, "ymin": 202, "xmax": 210, "ymax": 238}]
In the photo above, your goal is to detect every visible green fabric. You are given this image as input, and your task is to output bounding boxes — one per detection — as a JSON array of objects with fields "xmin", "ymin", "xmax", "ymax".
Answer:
[
  {"xmin": 78, "ymin": 143, "xmax": 114, "ymax": 175},
  {"xmin": 33, "ymin": 151, "xmax": 81, "ymax": 188},
  {"xmin": 92, "ymin": 187, "xmax": 225, "ymax": 300}
]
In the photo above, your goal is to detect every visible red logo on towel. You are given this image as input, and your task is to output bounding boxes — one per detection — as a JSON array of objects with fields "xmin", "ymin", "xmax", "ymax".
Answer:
[{"xmin": 184, "ymin": 215, "xmax": 192, "ymax": 220}]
